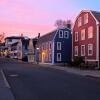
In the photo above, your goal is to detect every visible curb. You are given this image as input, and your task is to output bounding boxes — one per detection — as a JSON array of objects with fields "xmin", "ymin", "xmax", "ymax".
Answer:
[
  {"xmin": 39, "ymin": 64, "xmax": 100, "ymax": 79},
  {"xmin": 1, "ymin": 69, "xmax": 10, "ymax": 88},
  {"xmin": 0, "ymin": 69, "xmax": 15, "ymax": 100},
  {"xmin": 85, "ymin": 75, "xmax": 100, "ymax": 79}
]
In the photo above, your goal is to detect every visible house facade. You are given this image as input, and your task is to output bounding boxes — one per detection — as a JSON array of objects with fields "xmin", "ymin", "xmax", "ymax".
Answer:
[
  {"xmin": 5, "ymin": 36, "xmax": 24, "ymax": 47},
  {"xmin": 72, "ymin": 10, "xmax": 100, "ymax": 67},
  {"xmin": 5, "ymin": 36, "xmax": 24, "ymax": 58},
  {"xmin": 17, "ymin": 38, "xmax": 29, "ymax": 61},
  {"xmin": 37, "ymin": 27, "xmax": 72, "ymax": 65}
]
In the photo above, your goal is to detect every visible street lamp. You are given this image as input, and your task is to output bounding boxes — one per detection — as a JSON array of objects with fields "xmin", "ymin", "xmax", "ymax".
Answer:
[{"xmin": 36, "ymin": 47, "xmax": 40, "ymax": 64}]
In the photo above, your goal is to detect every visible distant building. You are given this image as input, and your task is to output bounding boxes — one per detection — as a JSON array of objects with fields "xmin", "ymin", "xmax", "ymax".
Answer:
[
  {"xmin": 5, "ymin": 36, "xmax": 30, "ymax": 60},
  {"xmin": 0, "ymin": 43, "xmax": 6, "ymax": 56},
  {"xmin": 72, "ymin": 10, "xmax": 100, "ymax": 67},
  {"xmin": 28, "ymin": 38, "xmax": 38, "ymax": 63},
  {"xmin": 37, "ymin": 27, "xmax": 72, "ymax": 65},
  {"xmin": 5, "ymin": 36, "xmax": 24, "ymax": 47},
  {"xmin": 10, "ymin": 42, "xmax": 19, "ymax": 59},
  {"xmin": 17, "ymin": 38, "xmax": 29, "ymax": 61}
]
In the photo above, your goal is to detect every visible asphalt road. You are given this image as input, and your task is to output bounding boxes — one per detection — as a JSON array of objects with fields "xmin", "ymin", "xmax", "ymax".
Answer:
[{"xmin": 0, "ymin": 58, "xmax": 100, "ymax": 100}]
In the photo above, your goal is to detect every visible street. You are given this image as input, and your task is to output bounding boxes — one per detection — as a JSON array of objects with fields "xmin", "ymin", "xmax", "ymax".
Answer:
[{"xmin": 0, "ymin": 58, "xmax": 100, "ymax": 100}]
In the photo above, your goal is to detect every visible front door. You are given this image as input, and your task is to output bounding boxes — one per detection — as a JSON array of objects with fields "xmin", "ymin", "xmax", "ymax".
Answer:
[{"xmin": 42, "ymin": 52, "xmax": 45, "ymax": 63}]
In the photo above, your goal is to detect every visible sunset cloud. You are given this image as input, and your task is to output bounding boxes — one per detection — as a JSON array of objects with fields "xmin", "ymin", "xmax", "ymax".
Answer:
[{"xmin": 0, "ymin": 0, "xmax": 99, "ymax": 38}]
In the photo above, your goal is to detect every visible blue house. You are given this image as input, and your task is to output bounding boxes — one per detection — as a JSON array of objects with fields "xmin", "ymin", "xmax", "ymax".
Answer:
[
  {"xmin": 53, "ymin": 28, "xmax": 72, "ymax": 64},
  {"xmin": 37, "ymin": 27, "xmax": 72, "ymax": 65}
]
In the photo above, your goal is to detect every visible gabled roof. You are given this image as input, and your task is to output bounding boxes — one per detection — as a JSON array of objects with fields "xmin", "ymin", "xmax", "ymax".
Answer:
[
  {"xmin": 91, "ymin": 10, "xmax": 100, "ymax": 23},
  {"xmin": 5, "ymin": 36, "xmax": 24, "ymax": 40},
  {"xmin": 38, "ymin": 30, "xmax": 57, "ymax": 44},
  {"xmin": 73, "ymin": 10, "xmax": 100, "ymax": 28}
]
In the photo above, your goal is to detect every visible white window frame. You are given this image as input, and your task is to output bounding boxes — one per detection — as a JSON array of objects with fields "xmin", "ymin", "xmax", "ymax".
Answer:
[
  {"xmin": 59, "ymin": 30, "xmax": 63, "ymax": 38},
  {"xmin": 88, "ymin": 26, "xmax": 93, "ymax": 39},
  {"xmin": 81, "ymin": 29, "xmax": 85, "ymax": 40},
  {"xmin": 81, "ymin": 45, "xmax": 85, "ymax": 56},
  {"xmin": 84, "ymin": 13, "xmax": 88, "ymax": 24},
  {"xmin": 57, "ymin": 42, "xmax": 61, "ymax": 50},
  {"xmin": 88, "ymin": 44, "xmax": 93, "ymax": 56},
  {"xmin": 64, "ymin": 31, "xmax": 69, "ymax": 39},
  {"xmin": 74, "ymin": 46, "xmax": 78, "ymax": 56},
  {"xmin": 57, "ymin": 53, "xmax": 61, "ymax": 61},
  {"xmin": 75, "ymin": 32, "xmax": 78, "ymax": 42},
  {"xmin": 78, "ymin": 17, "xmax": 82, "ymax": 27}
]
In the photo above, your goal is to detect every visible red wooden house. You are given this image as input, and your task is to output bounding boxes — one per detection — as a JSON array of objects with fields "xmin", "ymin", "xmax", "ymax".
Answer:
[{"xmin": 72, "ymin": 10, "xmax": 100, "ymax": 67}]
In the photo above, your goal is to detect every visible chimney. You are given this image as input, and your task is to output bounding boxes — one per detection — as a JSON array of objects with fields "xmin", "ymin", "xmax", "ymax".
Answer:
[
  {"xmin": 66, "ymin": 20, "xmax": 72, "ymax": 29},
  {"xmin": 38, "ymin": 33, "xmax": 40, "ymax": 39},
  {"xmin": 21, "ymin": 33, "xmax": 23, "ymax": 37}
]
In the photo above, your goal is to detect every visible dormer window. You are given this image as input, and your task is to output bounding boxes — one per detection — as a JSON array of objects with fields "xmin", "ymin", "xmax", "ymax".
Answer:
[
  {"xmin": 78, "ymin": 17, "xmax": 82, "ymax": 27},
  {"xmin": 59, "ymin": 30, "xmax": 63, "ymax": 38},
  {"xmin": 84, "ymin": 13, "xmax": 88, "ymax": 24}
]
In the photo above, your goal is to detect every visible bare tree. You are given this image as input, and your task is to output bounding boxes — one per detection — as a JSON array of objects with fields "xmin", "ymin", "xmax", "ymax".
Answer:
[{"xmin": 55, "ymin": 19, "xmax": 72, "ymax": 29}]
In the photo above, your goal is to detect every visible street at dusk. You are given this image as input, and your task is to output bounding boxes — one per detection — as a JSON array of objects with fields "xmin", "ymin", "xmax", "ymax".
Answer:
[
  {"xmin": 0, "ymin": 58, "xmax": 100, "ymax": 100},
  {"xmin": 0, "ymin": 0, "xmax": 100, "ymax": 100}
]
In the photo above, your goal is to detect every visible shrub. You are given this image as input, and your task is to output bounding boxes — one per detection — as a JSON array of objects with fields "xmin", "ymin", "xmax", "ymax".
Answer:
[
  {"xmin": 22, "ymin": 56, "xmax": 28, "ymax": 62},
  {"xmin": 73, "ymin": 57, "xmax": 85, "ymax": 66}
]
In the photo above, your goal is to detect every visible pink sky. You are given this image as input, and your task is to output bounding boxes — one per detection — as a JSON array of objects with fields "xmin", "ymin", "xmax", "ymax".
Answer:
[{"xmin": 0, "ymin": 0, "xmax": 100, "ymax": 38}]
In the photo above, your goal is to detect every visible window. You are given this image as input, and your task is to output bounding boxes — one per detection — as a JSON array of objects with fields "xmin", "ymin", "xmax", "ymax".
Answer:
[
  {"xmin": 88, "ymin": 26, "xmax": 93, "ymax": 38},
  {"xmin": 46, "ymin": 42, "xmax": 48, "ymax": 49},
  {"xmin": 44, "ymin": 43, "xmax": 46, "ymax": 50},
  {"xmin": 74, "ymin": 46, "xmax": 78, "ymax": 56},
  {"xmin": 49, "ymin": 42, "xmax": 51, "ymax": 49},
  {"xmin": 78, "ymin": 17, "xmax": 82, "ymax": 27},
  {"xmin": 84, "ymin": 13, "xmax": 88, "ymax": 24},
  {"xmin": 57, "ymin": 53, "xmax": 61, "ymax": 61},
  {"xmin": 81, "ymin": 29, "xmax": 85, "ymax": 40},
  {"xmin": 64, "ymin": 31, "xmax": 69, "ymax": 38},
  {"xmin": 59, "ymin": 30, "xmax": 63, "ymax": 38},
  {"xmin": 88, "ymin": 44, "xmax": 93, "ymax": 56},
  {"xmin": 75, "ymin": 32, "xmax": 78, "ymax": 42},
  {"xmin": 57, "ymin": 42, "xmax": 61, "ymax": 50},
  {"xmin": 8, "ymin": 39, "xmax": 12, "ymax": 42},
  {"xmin": 81, "ymin": 45, "xmax": 85, "ymax": 56},
  {"xmin": 42, "ymin": 44, "xmax": 44, "ymax": 50}
]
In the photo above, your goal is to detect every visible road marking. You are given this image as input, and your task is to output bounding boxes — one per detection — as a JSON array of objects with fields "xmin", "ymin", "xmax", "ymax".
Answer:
[
  {"xmin": 9, "ymin": 74, "xmax": 19, "ymax": 77},
  {"xmin": 0, "ymin": 69, "xmax": 10, "ymax": 88}
]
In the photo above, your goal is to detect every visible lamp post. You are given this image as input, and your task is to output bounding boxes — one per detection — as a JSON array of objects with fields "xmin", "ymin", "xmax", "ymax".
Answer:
[{"xmin": 36, "ymin": 47, "xmax": 39, "ymax": 64}]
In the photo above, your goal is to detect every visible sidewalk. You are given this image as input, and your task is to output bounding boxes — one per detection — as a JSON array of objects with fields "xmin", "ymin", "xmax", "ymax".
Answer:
[
  {"xmin": 39, "ymin": 63, "xmax": 100, "ymax": 79},
  {"xmin": 0, "ymin": 69, "xmax": 15, "ymax": 100}
]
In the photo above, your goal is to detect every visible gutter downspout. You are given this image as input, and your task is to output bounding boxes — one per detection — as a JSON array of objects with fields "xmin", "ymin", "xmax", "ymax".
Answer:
[{"xmin": 97, "ymin": 24, "xmax": 99, "ymax": 68}]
